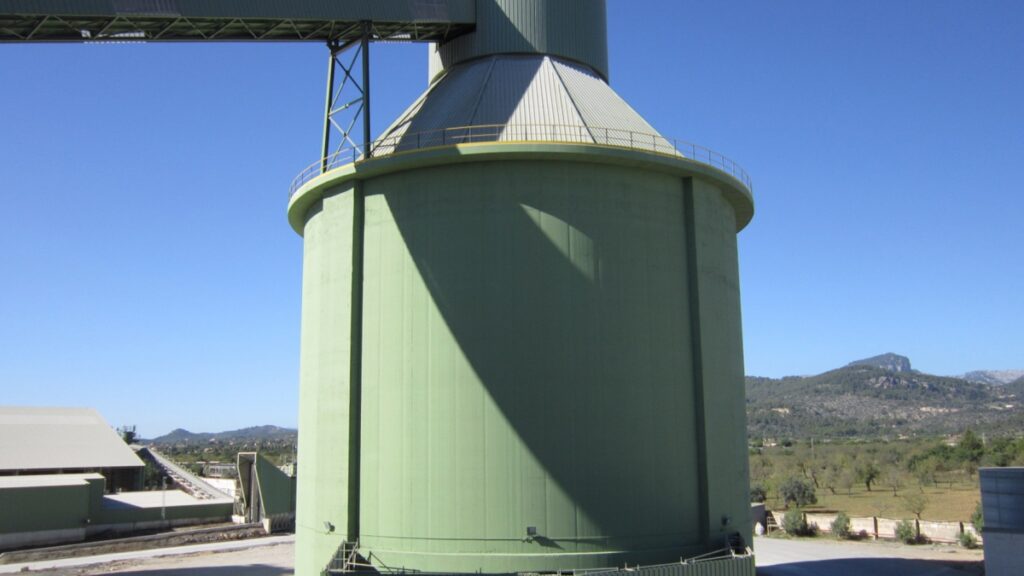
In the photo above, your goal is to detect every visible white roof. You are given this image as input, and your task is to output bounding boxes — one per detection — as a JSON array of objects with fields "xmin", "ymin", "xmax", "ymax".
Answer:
[
  {"xmin": 0, "ymin": 406, "xmax": 144, "ymax": 471},
  {"xmin": 0, "ymin": 473, "xmax": 104, "ymax": 489},
  {"xmin": 103, "ymin": 489, "xmax": 233, "ymax": 509}
]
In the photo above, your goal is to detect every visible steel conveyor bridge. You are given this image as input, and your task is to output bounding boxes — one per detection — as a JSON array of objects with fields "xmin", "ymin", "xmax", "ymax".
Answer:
[
  {"xmin": 0, "ymin": 0, "xmax": 477, "ymax": 163},
  {"xmin": 0, "ymin": 1, "xmax": 474, "ymax": 43}
]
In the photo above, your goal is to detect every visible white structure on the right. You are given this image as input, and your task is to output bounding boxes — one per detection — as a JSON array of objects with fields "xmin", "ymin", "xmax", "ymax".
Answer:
[{"xmin": 980, "ymin": 467, "xmax": 1024, "ymax": 576}]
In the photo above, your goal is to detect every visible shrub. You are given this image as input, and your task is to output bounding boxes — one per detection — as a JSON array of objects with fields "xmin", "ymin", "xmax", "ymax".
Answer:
[
  {"xmin": 959, "ymin": 531, "xmax": 978, "ymax": 549},
  {"xmin": 782, "ymin": 508, "xmax": 815, "ymax": 537},
  {"xmin": 830, "ymin": 512, "xmax": 852, "ymax": 539},
  {"xmin": 779, "ymin": 477, "xmax": 818, "ymax": 508},
  {"xmin": 750, "ymin": 485, "xmax": 767, "ymax": 503},
  {"xmin": 895, "ymin": 519, "xmax": 919, "ymax": 544},
  {"xmin": 972, "ymin": 501, "xmax": 984, "ymax": 533}
]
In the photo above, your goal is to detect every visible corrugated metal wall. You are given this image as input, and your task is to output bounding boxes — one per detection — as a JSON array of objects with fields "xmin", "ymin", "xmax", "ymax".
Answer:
[
  {"xmin": 433, "ymin": 0, "xmax": 608, "ymax": 80},
  {"xmin": 981, "ymin": 468, "xmax": 1024, "ymax": 532},
  {"xmin": 356, "ymin": 160, "xmax": 704, "ymax": 572},
  {"xmin": 295, "ymin": 186, "xmax": 359, "ymax": 576}
]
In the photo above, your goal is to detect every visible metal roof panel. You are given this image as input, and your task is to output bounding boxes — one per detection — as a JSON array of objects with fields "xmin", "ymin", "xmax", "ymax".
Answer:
[{"xmin": 0, "ymin": 406, "xmax": 144, "ymax": 471}]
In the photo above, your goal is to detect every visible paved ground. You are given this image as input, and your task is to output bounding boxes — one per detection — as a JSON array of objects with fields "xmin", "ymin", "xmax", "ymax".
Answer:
[
  {"xmin": 4, "ymin": 535, "xmax": 985, "ymax": 576},
  {"xmin": 0, "ymin": 536, "xmax": 294, "ymax": 575},
  {"xmin": 754, "ymin": 536, "xmax": 984, "ymax": 576}
]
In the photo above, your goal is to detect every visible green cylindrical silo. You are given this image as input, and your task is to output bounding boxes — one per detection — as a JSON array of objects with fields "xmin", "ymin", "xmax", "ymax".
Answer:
[{"xmin": 290, "ymin": 2, "xmax": 754, "ymax": 574}]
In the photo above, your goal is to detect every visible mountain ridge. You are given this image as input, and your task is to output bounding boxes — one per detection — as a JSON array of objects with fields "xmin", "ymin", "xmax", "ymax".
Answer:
[
  {"xmin": 142, "ymin": 356, "xmax": 1022, "ymax": 443},
  {"xmin": 845, "ymin": 352, "xmax": 913, "ymax": 373},
  {"xmin": 961, "ymin": 369, "xmax": 1024, "ymax": 386},
  {"xmin": 148, "ymin": 425, "xmax": 297, "ymax": 444},
  {"xmin": 747, "ymin": 355, "xmax": 1022, "ymax": 439}
]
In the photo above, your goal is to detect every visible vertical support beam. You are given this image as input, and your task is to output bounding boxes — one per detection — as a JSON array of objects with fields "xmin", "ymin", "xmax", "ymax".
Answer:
[
  {"xmin": 682, "ymin": 177, "xmax": 711, "ymax": 547},
  {"xmin": 361, "ymin": 21, "xmax": 372, "ymax": 157},
  {"xmin": 347, "ymin": 181, "xmax": 365, "ymax": 540},
  {"xmin": 321, "ymin": 41, "xmax": 338, "ymax": 174}
]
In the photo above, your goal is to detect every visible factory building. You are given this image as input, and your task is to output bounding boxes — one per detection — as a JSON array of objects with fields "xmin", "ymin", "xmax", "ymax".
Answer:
[
  {"xmin": 0, "ymin": 406, "xmax": 233, "ymax": 551},
  {"xmin": 0, "ymin": 406, "xmax": 144, "ymax": 493}
]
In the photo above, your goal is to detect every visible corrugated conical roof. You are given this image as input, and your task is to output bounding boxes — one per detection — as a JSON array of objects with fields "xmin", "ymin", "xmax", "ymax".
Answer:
[{"xmin": 375, "ymin": 55, "xmax": 673, "ymax": 155}]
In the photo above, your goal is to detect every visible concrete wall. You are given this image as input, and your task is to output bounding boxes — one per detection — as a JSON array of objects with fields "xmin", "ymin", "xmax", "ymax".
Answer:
[{"xmin": 798, "ymin": 511, "xmax": 981, "ymax": 544}]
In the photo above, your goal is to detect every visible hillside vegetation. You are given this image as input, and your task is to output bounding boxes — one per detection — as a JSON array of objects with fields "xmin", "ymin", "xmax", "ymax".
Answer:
[{"xmin": 746, "ymin": 355, "xmax": 1022, "ymax": 439}]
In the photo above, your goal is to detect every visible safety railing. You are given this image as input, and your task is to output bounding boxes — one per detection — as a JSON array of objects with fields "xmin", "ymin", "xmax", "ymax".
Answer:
[{"xmin": 289, "ymin": 123, "xmax": 751, "ymax": 198}]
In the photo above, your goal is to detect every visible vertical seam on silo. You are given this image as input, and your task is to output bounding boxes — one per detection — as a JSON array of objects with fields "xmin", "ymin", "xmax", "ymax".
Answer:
[
  {"xmin": 400, "ymin": 184, "xmax": 409, "ymax": 536},
  {"xmin": 349, "ymin": 180, "xmax": 365, "ymax": 541},
  {"xmin": 426, "ymin": 203, "xmax": 434, "ymax": 544},
  {"xmin": 682, "ymin": 177, "xmax": 711, "ymax": 547}
]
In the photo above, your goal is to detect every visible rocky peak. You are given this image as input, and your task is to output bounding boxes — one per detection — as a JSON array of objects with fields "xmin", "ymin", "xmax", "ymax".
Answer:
[{"xmin": 846, "ymin": 353, "xmax": 912, "ymax": 373}]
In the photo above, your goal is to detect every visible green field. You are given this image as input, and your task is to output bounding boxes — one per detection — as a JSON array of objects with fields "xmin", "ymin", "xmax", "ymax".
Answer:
[
  {"xmin": 749, "ymin": 435, "xmax": 1003, "ymax": 523},
  {"xmin": 763, "ymin": 478, "xmax": 979, "ymax": 522}
]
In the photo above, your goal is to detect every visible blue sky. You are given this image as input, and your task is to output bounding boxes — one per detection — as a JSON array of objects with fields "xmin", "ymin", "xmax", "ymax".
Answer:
[{"xmin": 1, "ymin": 1, "xmax": 1021, "ymax": 436}]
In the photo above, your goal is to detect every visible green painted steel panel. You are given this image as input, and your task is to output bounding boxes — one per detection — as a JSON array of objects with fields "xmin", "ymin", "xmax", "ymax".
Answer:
[
  {"xmin": 691, "ymin": 180, "xmax": 753, "ymax": 549},
  {"xmin": 291, "ymin": 145, "xmax": 753, "ymax": 574},
  {"xmin": 295, "ymin": 186, "xmax": 358, "ymax": 576},
  {"xmin": 0, "ymin": 480, "xmax": 92, "ymax": 533},
  {"xmin": 253, "ymin": 453, "xmax": 297, "ymax": 517}
]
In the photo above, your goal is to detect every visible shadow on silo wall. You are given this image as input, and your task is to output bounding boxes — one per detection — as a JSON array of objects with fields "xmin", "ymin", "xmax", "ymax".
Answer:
[{"xmin": 361, "ymin": 160, "xmax": 708, "ymax": 560}]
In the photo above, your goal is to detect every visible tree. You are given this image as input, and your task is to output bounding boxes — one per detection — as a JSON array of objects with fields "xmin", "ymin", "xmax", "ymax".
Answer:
[
  {"xmin": 856, "ymin": 460, "xmax": 880, "ymax": 492},
  {"xmin": 957, "ymin": 430, "xmax": 985, "ymax": 464},
  {"xmin": 912, "ymin": 456, "xmax": 938, "ymax": 489},
  {"xmin": 750, "ymin": 455, "xmax": 773, "ymax": 486},
  {"xmin": 838, "ymin": 469, "xmax": 856, "ymax": 496},
  {"xmin": 750, "ymin": 485, "xmax": 767, "ymax": 503},
  {"xmin": 971, "ymin": 501, "xmax": 984, "ymax": 533},
  {"xmin": 903, "ymin": 492, "xmax": 929, "ymax": 522},
  {"xmin": 807, "ymin": 463, "xmax": 822, "ymax": 490},
  {"xmin": 779, "ymin": 477, "xmax": 818, "ymax": 508},
  {"xmin": 963, "ymin": 460, "xmax": 979, "ymax": 480},
  {"xmin": 884, "ymin": 466, "xmax": 903, "ymax": 496},
  {"xmin": 822, "ymin": 457, "xmax": 843, "ymax": 495},
  {"xmin": 118, "ymin": 425, "xmax": 138, "ymax": 444}
]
